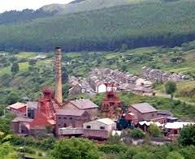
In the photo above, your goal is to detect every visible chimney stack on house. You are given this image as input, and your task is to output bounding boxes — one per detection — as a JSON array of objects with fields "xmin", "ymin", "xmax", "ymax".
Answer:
[{"xmin": 55, "ymin": 46, "xmax": 63, "ymax": 105}]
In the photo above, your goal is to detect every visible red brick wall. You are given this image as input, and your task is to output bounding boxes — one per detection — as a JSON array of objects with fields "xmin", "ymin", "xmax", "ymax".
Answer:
[
  {"xmin": 129, "ymin": 107, "xmax": 158, "ymax": 121},
  {"xmin": 56, "ymin": 113, "xmax": 91, "ymax": 136}
]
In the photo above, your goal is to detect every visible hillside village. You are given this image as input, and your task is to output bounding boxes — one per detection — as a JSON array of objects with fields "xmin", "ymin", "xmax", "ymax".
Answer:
[
  {"xmin": 6, "ymin": 48, "xmax": 194, "ymax": 145},
  {"xmin": 0, "ymin": 0, "xmax": 195, "ymax": 158},
  {"xmin": 69, "ymin": 67, "xmax": 193, "ymax": 97}
]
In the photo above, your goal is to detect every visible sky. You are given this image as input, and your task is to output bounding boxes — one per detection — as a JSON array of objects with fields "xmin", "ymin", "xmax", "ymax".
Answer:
[{"xmin": 0, "ymin": 0, "xmax": 74, "ymax": 13}]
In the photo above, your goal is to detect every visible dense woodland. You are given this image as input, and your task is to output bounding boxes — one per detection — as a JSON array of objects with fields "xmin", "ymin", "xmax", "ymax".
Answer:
[{"xmin": 0, "ymin": 0, "xmax": 195, "ymax": 52}]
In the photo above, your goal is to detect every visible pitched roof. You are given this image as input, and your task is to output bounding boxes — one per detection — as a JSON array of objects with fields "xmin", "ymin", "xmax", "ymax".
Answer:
[
  {"xmin": 70, "ymin": 99, "xmax": 99, "ymax": 110},
  {"xmin": 7, "ymin": 102, "xmax": 26, "ymax": 110},
  {"xmin": 131, "ymin": 103, "xmax": 157, "ymax": 113},
  {"xmin": 56, "ymin": 109, "xmax": 86, "ymax": 116}
]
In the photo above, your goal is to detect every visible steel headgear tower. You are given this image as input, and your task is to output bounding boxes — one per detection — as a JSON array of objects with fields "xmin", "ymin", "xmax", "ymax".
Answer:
[{"xmin": 55, "ymin": 46, "xmax": 63, "ymax": 105}]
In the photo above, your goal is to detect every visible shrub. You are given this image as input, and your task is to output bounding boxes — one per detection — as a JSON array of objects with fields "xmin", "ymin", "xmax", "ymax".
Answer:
[{"xmin": 130, "ymin": 128, "xmax": 145, "ymax": 139}]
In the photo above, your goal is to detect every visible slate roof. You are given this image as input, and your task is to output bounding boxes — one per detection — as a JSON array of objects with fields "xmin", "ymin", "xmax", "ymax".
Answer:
[
  {"xmin": 70, "ymin": 99, "xmax": 98, "ymax": 110},
  {"xmin": 56, "ymin": 109, "xmax": 86, "ymax": 116},
  {"xmin": 131, "ymin": 103, "xmax": 157, "ymax": 113}
]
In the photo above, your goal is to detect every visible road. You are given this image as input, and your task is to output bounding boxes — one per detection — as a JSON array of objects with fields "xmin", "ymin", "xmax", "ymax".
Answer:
[{"xmin": 155, "ymin": 93, "xmax": 195, "ymax": 106}]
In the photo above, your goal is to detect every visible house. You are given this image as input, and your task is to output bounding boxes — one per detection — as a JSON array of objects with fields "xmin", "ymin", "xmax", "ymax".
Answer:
[
  {"xmin": 7, "ymin": 102, "xmax": 27, "ymax": 117},
  {"xmin": 83, "ymin": 118, "xmax": 116, "ymax": 139},
  {"xmin": 88, "ymin": 76, "xmax": 107, "ymax": 93},
  {"xmin": 69, "ymin": 84, "xmax": 82, "ymax": 95},
  {"xmin": 64, "ymin": 99, "xmax": 99, "ymax": 120},
  {"xmin": 56, "ymin": 109, "xmax": 91, "ymax": 136},
  {"xmin": 128, "ymin": 103, "xmax": 158, "ymax": 123},
  {"xmin": 135, "ymin": 78, "xmax": 153, "ymax": 87}
]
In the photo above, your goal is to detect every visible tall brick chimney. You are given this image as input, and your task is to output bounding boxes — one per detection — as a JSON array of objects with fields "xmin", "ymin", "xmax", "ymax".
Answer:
[{"xmin": 55, "ymin": 46, "xmax": 63, "ymax": 105}]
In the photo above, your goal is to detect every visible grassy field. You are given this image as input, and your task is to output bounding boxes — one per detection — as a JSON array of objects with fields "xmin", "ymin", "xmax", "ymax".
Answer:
[{"xmin": 15, "ymin": 52, "xmax": 37, "ymax": 59}]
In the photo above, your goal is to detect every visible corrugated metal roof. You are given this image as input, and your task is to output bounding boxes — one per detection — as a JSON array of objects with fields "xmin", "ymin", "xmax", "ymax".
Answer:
[
  {"xmin": 131, "ymin": 103, "xmax": 157, "ymax": 113},
  {"xmin": 70, "ymin": 99, "xmax": 99, "ymax": 109},
  {"xmin": 165, "ymin": 122, "xmax": 195, "ymax": 129}
]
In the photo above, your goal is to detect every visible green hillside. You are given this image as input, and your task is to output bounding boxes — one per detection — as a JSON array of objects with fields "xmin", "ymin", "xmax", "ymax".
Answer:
[
  {"xmin": 0, "ymin": 0, "xmax": 195, "ymax": 52},
  {"xmin": 41, "ymin": 0, "xmax": 148, "ymax": 15}
]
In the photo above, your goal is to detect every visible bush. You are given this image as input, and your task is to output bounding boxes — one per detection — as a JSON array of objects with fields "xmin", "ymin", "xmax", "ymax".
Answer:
[
  {"xmin": 178, "ymin": 124, "xmax": 195, "ymax": 146},
  {"xmin": 130, "ymin": 129, "xmax": 145, "ymax": 139}
]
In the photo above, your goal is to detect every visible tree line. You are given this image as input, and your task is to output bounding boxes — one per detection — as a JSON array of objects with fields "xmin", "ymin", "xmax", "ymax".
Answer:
[{"xmin": 0, "ymin": 0, "xmax": 195, "ymax": 52}]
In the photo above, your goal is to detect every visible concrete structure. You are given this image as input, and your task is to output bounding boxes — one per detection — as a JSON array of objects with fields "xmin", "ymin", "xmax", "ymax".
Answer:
[
  {"xmin": 83, "ymin": 118, "xmax": 116, "ymax": 139},
  {"xmin": 58, "ymin": 127, "xmax": 84, "ymax": 137},
  {"xmin": 64, "ymin": 99, "xmax": 99, "ymax": 120}
]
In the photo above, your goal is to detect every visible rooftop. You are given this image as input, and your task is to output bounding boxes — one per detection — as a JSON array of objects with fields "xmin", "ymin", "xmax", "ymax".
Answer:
[
  {"xmin": 7, "ymin": 102, "xmax": 26, "ymax": 110},
  {"xmin": 131, "ymin": 103, "xmax": 157, "ymax": 114},
  {"xmin": 70, "ymin": 99, "xmax": 99, "ymax": 110},
  {"xmin": 165, "ymin": 122, "xmax": 195, "ymax": 129},
  {"xmin": 97, "ymin": 118, "xmax": 115, "ymax": 125},
  {"xmin": 12, "ymin": 117, "xmax": 33, "ymax": 123},
  {"xmin": 56, "ymin": 109, "xmax": 86, "ymax": 116}
]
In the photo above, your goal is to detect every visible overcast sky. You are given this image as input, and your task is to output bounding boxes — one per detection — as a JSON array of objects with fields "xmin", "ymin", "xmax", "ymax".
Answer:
[{"xmin": 0, "ymin": 0, "xmax": 74, "ymax": 13}]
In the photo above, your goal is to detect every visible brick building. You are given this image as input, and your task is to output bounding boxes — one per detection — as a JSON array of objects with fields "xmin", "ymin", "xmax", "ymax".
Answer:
[
  {"xmin": 56, "ymin": 109, "xmax": 91, "ymax": 136},
  {"xmin": 64, "ymin": 99, "xmax": 99, "ymax": 120},
  {"xmin": 129, "ymin": 103, "xmax": 158, "ymax": 122},
  {"xmin": 7, "ymin": 102, "xmax": 27, "ymax": 117}
]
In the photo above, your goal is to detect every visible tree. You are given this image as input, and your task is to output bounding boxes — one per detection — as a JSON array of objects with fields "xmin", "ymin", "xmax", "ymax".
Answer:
[
  {"xmin": 121, "ymin": 65, "xmax": 127, "ymax": 72},
  {"xmin": 148, "ymin": 124, "xmax": 161, "ymax": 137},
  {"xmin": 0, "ymin": 142, "xmax": 18, "ymax": 159},
  {"xmin": 165, "ymin": 81, "xmax": 177, "ymax": 99},
  {"xmin": 166, "ymin": 151, "xmax": 184, "ymax": 159},
  {"xmin": 51, "ymin": 138, "xmax": 100, "ymax": 159},
  {"xmin": 130, "ymin": 128, "xmax": 145, "ymax": 139},
  {"xmin": 62, "ymin": 67, "xmax": 68, "ymax": 83},
  {"xmin": 11, "ymin": 63, "xmax": 19, "ymax": 75},
  {"xmin": 178, "ymin": 124, "xmax": 195, "ymax": 146},
  {"xmin": 5, "ymin": 92, "xmax": 20, "ymax": 105}
]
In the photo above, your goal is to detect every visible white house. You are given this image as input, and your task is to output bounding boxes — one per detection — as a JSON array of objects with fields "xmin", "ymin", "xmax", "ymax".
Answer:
[{"xmin": 83, "ymin": 118, "xmax": 116, "ymax": 139}]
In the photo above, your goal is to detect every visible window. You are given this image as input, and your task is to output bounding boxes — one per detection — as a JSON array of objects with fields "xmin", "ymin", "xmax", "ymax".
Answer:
[
  {"xmin": 100, "ymin": 126, "xmax": 105, "ymax": 130},
  {"xmin": 64, "ymin": 117, "xmax": 67, "ymax": 119},
  {"xmin": 70, "ymin": 117, "xmax": 73, "ymax": 120},
  {"xmin": 64, "ymin": 123, "xmax": 67, "ymax": 127},
  {"xmin": 86, "ymin": 125, "xmax": 91, "ymax": 129},
  {"xmin": 58, "ymin": 117, "xmax": 61, "ymax": 119}
]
